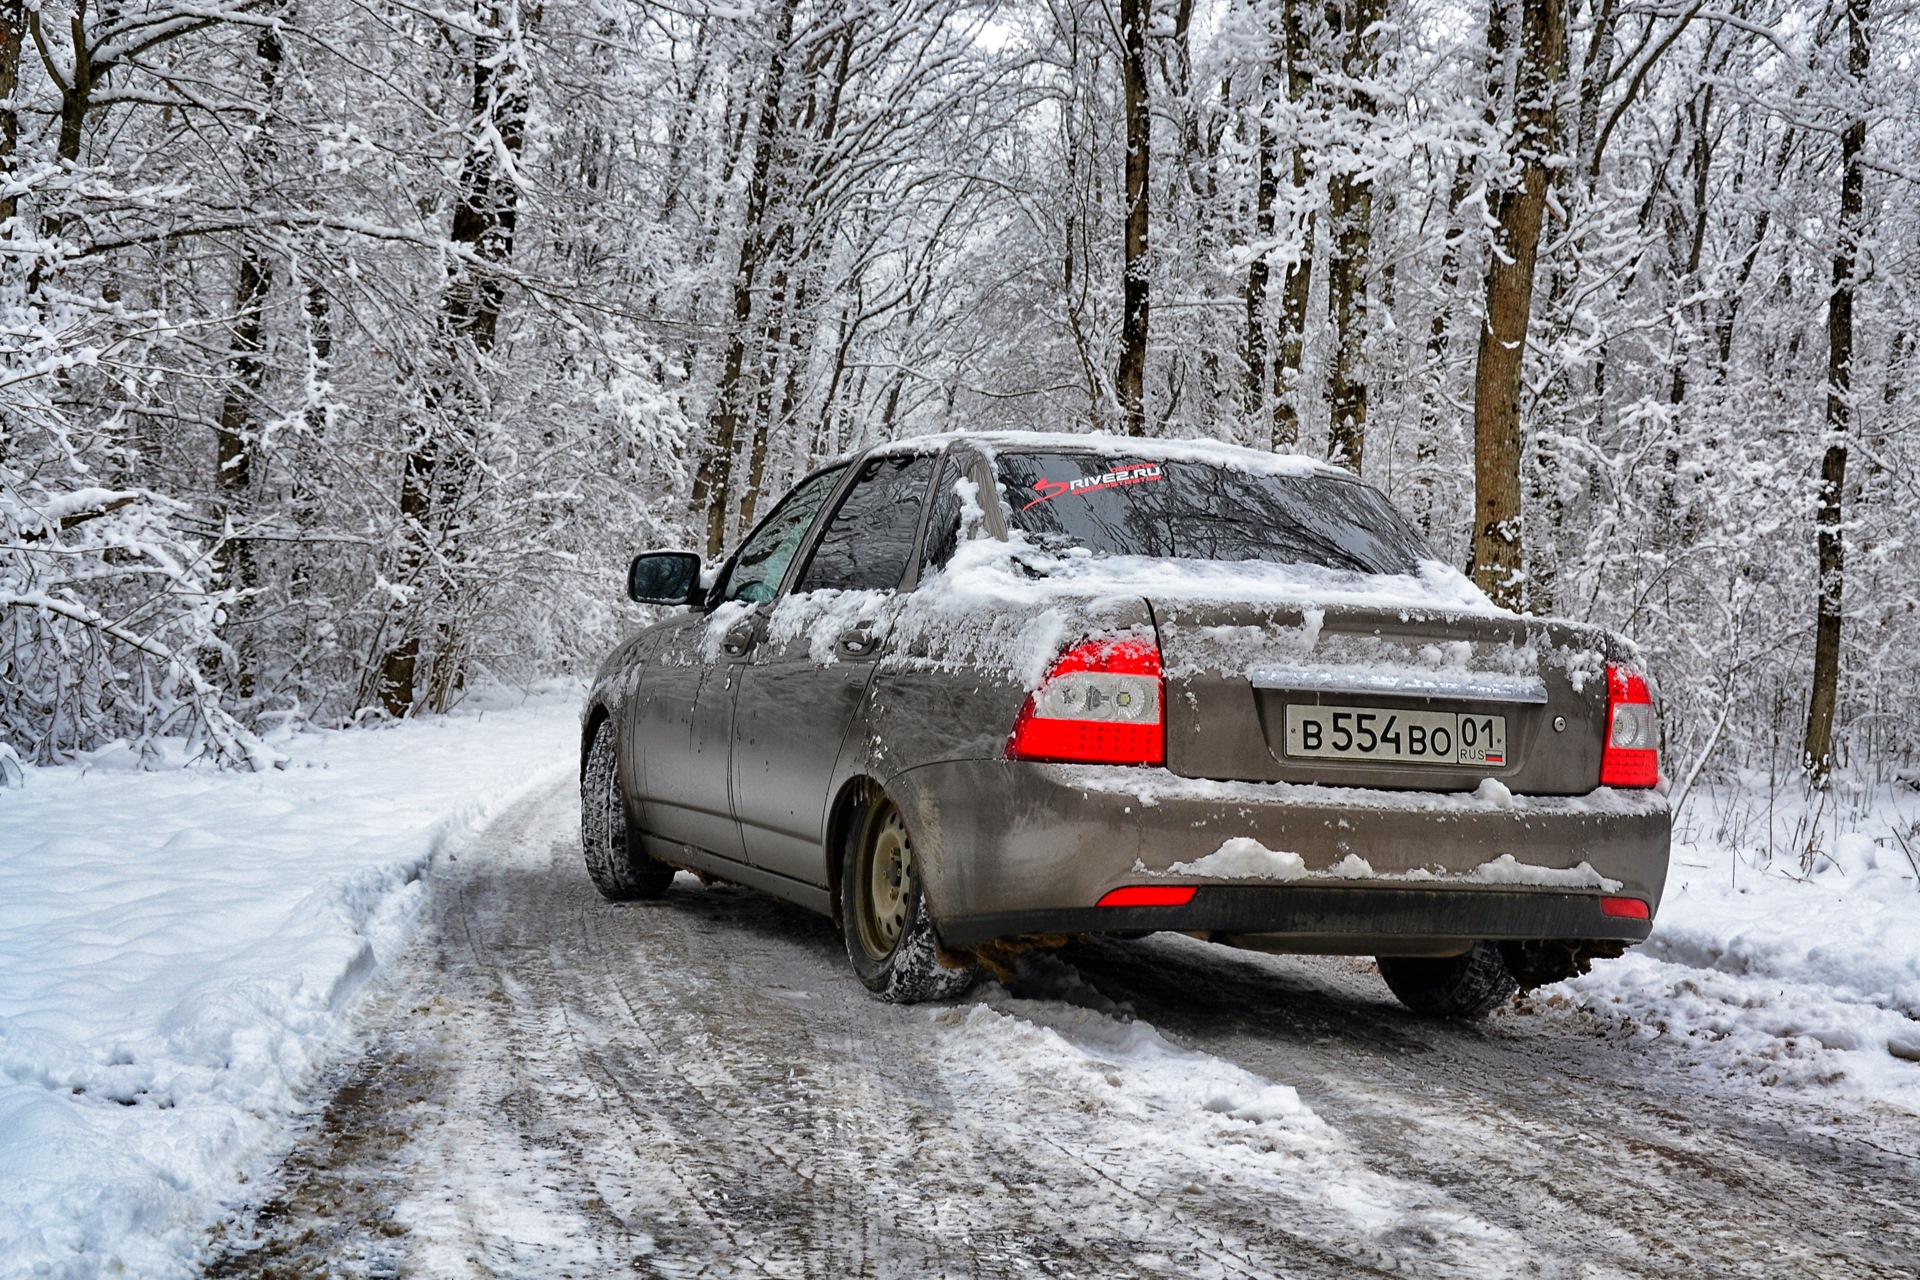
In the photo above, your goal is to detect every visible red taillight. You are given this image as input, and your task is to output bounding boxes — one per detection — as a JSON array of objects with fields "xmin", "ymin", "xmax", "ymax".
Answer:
[
  {"xmin": 1600, "ymin": 896, "xmax": 1650, "ymax": 920},
  {"xmin": 1097, "ymin": 885, "xmax": 1196, "ymax": 908},
  {"xmin": 1007, "ymin": 635, "xmax": 1165, "ymax": 766},
  {"xmin": 1599, "ymin": 664, "xmax": 1659, "ymax": 788}
]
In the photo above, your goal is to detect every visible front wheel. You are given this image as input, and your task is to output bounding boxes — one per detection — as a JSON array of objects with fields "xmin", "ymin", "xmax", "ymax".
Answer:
[
  {"xmin": 580, "ymin": 721, "xmax": 675, "ymax": 902},
  {"xmin": 840, "ymin": 790, "xmax": 975, "ymax": 1003},
  {"xmin": 1376, "ymin": 941, "xmax": 1518, "ymax": 1019}
]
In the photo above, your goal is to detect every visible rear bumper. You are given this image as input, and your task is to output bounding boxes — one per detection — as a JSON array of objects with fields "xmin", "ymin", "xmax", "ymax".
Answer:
[
  {"xmin": 938, "ymin": 884, "xmax": 1652, "ymax": 951},
  {"xmin": 885, "ymin": 759, "xmax": 1671, "ymax": 952}
]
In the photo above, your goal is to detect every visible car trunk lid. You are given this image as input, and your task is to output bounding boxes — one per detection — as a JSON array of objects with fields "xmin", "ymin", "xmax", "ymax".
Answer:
[{"xmin": 1150, "ymin": 600, "xmax": 1612, "ymax": 794}]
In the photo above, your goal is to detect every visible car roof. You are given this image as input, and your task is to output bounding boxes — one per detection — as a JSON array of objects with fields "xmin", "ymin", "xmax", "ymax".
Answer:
[{"xmin": 854, "ymin": 430, "xmax": 1352, "ymax": 482}]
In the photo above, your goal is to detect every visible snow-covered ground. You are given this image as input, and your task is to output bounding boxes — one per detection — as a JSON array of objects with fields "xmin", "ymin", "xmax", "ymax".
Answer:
[
  {"xmin": 208, "ymin": 776, "xmax": 1917, "ymax": 1278},
  {"xmin": 3, "ymin": 695, "xmax": 1918, "ymax": 1277},
  {"xmin": 0, "ymin": 691, "xmax": 579, "ymax": 1280},
  {"xmin": 1558, "ymin": 776, "xmax": 1920, "ymax": 1108}
]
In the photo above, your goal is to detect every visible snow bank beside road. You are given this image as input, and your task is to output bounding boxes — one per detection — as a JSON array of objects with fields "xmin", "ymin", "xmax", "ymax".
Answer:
[
  {"xmin": 0, "ymin": 692, "xmax": 578, "ymax": 1280},
  {"xmin": 1556, "ymin": 783, "xmax": 1920, "ymax": 1110}
]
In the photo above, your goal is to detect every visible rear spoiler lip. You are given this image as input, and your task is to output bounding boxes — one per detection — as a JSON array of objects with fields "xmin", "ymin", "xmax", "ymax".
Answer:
[{"xmin": 1245, "ymin": 667, "xmax": 1552, "ymax": 705}]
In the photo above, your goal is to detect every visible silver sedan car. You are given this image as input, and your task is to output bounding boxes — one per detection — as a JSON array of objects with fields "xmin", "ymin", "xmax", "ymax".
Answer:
[{"xmin": 582, "ymin": 433, "xmax": 1669, "ymax": 1017}]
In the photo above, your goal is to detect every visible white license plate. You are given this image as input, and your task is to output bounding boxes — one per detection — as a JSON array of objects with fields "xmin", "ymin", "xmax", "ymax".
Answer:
[{"xmin": 1284, "ymin": 705, "xmax": 1507, "ymax": 767}]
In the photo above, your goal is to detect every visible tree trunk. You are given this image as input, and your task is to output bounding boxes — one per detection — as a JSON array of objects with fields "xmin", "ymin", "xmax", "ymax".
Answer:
[
  {"xmin": 54, "ymin": 34, "xmax": 91, "ymax": 169},
  {"xmin": 659, "ymin": 16, "xmax": 713, "ymax": 228},
  {"xmin": 210, "ymin": 22, "xmax": 286, "ymax": 701},
  {"xmin": 1803, "ymin": 0, "xmax": 1868, "ymax": 783},
  {"xmin": 815, "ymin": 282, "xmax": 865, "ymax": 461},
  {"xmin": 288, "ymin": 274, "xmax": 332, "ymax": 558},
  {"xmin": 1167, "ymin": 0, "xmax": 1224, "ymax": 418},
  {"xmin": 736, "ymin": 279, "xmax": 786, "ymax": 534},
  {"xmin": 1116, "ymin": 0, "xmax": 1151, "ymax": 437},
  {"xmin": 0, "ymin": 0, "xmax": 23, "ymax": 229},
  {"xmin": 0, "ymin": 0, "xmax": 20, "ymax": 456},
  {"xmin": 1666, "ymin": 79, "xmax": 1715, "ymax": 409},
  {"xmin": 1412, "ymin": 159, "xmax": 1472, "ymax": 536},
  {"xmin": 1469, "ymin": 0, "xmax": 1564, "ymax": 610},
  {"xmin": 1325, "ymin": 0, "xmax": 1385, "ymax": 474},
  {"xmin": 303, "ymin": 279, "xmax": 333, "ymax": 440},
  {"xmin": 211, "ymin": 251, "xmax": 270, "ymax": 698},
  {"xmin": 1713, "ymin": 127, "xmax": 1796, "ymax": 378},
  {"xmin": 1272, "ymin": 0, "xmax": 1315, "ymax": 451},
  {"xmin": 24, "ymin": 3, "xmax": 99, "ymax": 257},
  {"xmin": 735, "ymin": 16, "xmax": 850, "ymax": 530},
  {"xmin": 1242, "ymin": 60, "xmax": 1277, "ymax": 424},
  {"xmin": 692, "ymin": 0, "xmax": 800, "ymax": 558},
  {"xmin": 378, "ymin": 0, "xmax": 527, "ymax": 717},
  {"xmin": 1063, "ymin": 209, "xmax": 1102, "ymax": 427}
]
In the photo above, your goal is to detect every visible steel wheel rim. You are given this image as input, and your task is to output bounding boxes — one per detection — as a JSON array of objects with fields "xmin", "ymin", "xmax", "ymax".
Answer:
[{"xmin": 856, "ymin": 802, "xmax": 915, "ymax": 961}]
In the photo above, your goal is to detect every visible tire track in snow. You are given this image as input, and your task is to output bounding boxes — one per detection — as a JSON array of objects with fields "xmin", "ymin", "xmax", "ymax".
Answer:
[
  {"xmin": 1058, "ymin": 933, "xmax": 1920, "ymax": 1279},
  {"xmin": 208, "ymin": 775, "xmax": 1917, "ymax": 1278},
  {"xmin": 212, "ymin": 780, "xmax": 1338, "ymax": 1277},
  {"xmin": 926, "ymin": 995, "xmax": 1532, "ymax": 1278}
]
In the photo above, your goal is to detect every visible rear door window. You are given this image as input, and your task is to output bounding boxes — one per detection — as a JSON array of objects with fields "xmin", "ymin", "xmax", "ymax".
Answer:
[
  {"xmin": 794, "ymin": 452, "xmax": 937, "ymax": 593},
  {"xmin": 996, "ymin": 451, "xmax": 1430, "ymax": 574},
  {"xmin": 917, "ymin": 453, "xmax": 967, "ymax": 579}
]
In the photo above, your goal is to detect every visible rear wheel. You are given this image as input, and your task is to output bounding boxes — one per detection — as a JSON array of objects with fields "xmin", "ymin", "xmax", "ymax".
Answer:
[
  {"xmin": 1376, "ymin": 941, "xmax": 1518, "ymax": 1019},
  {"xmin": 1500, "ymin": 938, "xmax": 1626, "ymax": 991},
  {"xmin": 580, "ymin": 721, "xmax": 675, "ymax": 901},
  {"xmin": 840, "ymin": 791, "xmax": 975, "ymax": 1003}
]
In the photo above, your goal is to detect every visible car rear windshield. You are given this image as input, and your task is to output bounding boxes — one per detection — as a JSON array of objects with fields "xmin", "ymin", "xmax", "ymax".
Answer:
[{"xmin": 995, "ymin": 451, "xmax": 1431, "ymax": 575}]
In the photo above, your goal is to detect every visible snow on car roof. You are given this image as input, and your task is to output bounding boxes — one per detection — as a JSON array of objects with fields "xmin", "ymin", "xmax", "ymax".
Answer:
[{"xmin": 860, "ymin": 430, "xmax": 1347, "ymax": 479}]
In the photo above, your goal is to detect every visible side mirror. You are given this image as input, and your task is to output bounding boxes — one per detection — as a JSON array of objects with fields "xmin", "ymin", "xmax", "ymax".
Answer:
[{"xmin": 627, "ymin": 551, "xmax": 704, "ymax": 606}]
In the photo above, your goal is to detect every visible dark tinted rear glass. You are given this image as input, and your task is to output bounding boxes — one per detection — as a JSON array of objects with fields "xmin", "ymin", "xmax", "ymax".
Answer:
[
  {"xmin": 996, "ymin": 451, "xmax": 1430, "ymax": 574},
  {"xmin": 795, "ymin": 452, "xmax": 936, "ymax": 592},
  {"xmin": 918, "ymin": 453, "xmax": 966, "ymax": 578}
]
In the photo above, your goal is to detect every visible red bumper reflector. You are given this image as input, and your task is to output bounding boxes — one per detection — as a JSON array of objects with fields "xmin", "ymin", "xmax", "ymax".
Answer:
[
  {"xmin": 1600, "ymin": 896, "xmax": 1650, "ymax": 920},
  {"xmin": 1097, "ymin": 885, "xmax": 1197, "ymax": 908}
]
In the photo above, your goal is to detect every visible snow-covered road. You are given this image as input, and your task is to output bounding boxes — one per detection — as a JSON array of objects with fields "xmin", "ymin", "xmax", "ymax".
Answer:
[{"xmin": 206, "ymin": 777, "xmax": 1920, "ymax": 1279}]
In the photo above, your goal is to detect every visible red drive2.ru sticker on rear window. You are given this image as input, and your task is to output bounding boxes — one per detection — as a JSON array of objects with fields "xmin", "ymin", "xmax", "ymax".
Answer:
[{"xmin": 1022, "ymin": 463, "xmax": 1163, "ymax": 510}]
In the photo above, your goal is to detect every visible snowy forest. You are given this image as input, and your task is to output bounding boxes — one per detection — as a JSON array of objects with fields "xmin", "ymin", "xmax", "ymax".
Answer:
[{"xmin": 3, "ymin": 0, "xmax": 1915, "ymax": 795}]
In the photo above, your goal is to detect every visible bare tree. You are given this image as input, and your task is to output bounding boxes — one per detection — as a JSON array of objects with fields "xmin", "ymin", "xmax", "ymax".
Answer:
[
  {"xmin": 1411, "ymin": 158, "xmax": 1471, "ymax": 534},
  {"xmin": 1470, "ymin": 0, "xmax": 1564, "ymax": 609},
  {"xmin": 378, "ymin": 0, "xmax": 529, "ymax": 715},
  {"xmin": 1804, "ymin": 0, "xmax": 1869, "ymax": 782},
  {"xmin": 209, "ymin": 21, "xmax": 291, "ymax": 701},
  {"xmin": 1117, "ymin": 0, "xmax": 1151, "ymax": 436},
  {"xmin": 1243, "ymin": 51, "xmax": 1278, "ymax": 425},
  {"xmin": 1271, "ymin": 0, "xmax": 1316, "ymax": 451},
  {"xmin": 1325, "ymin": 0, "xmax": 1387, "ymax": 474},
  {"xmin": 0, "ymin": 0, "xmax": 23, "ymax": 230}
]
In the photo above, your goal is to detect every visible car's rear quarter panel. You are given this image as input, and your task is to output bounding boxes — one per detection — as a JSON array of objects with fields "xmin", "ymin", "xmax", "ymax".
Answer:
[{"xmin": 861, "ymin": 591, "xmax": 1155, "ymax": 920}]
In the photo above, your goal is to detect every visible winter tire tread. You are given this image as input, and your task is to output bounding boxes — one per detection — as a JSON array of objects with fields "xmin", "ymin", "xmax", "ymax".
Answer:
[
  {"xmin": 581, "ymin": 721, "xmax": 675, "ymax": 902},
  {"xmin": 1376, "ymin": 940, "xmax": 1519, "ymax": 1019}
]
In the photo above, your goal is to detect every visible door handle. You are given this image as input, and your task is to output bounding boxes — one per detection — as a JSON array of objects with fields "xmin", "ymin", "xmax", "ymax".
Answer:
[
  {"xmin": 722, "ymin": 626, "xmax": 756, "ymax": 656},
  {"xmin": 837, "ymin": 624, "xmax": 884, "ymax": 657}
]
